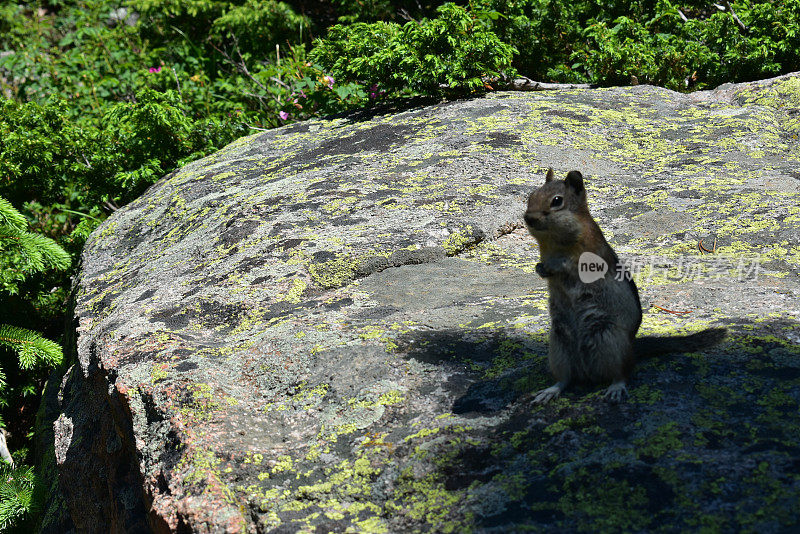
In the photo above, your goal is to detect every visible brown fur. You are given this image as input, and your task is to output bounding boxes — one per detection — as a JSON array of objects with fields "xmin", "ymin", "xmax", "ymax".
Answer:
[
  {"xmin": 525, "ymin": 169, "xmax": 642, "ymax": 402},
  {"xmin": 525, "ymin": 169, "xmax": 725, "ymax": 402}
]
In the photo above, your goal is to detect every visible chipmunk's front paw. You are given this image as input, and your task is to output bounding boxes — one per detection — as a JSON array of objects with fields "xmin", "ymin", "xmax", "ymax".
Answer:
[
  {"xmin": 535, "ymin": 262, "xmax": 552, "ymax": 278},
  {"xmin": 603, "ymin": 381, "xmax": 628, "ymax": 403},
  {"xmin": 536, "ymin": 258, "xmax": 570, "ymax": 278}
]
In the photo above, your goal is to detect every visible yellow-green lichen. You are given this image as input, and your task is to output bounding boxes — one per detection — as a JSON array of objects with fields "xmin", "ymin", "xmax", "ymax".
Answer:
[
  {"xmin": 308, "ymin": 255, "xmax": 359, "ymax": 289},
  {"xmin": 442, "ymin": 225, "xmax": 477, "ymax": 255},
  {"xmin": 150, "ymin": 363, "xmax": 169, "ymax": 384}
]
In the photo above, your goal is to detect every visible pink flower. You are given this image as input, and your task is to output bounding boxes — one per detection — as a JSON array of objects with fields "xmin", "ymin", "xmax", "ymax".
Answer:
[
  {"xmin": 279, "ymin": 111, "xmax": 289, "ymax": 121},
  {"xmin": 322, "ymin": 75, "xmax": 334, "ymax": 88},
  {"xmin": 369, "ymin": 84, "xmax": 381, "ymax": 99},
  {"xmin": 149, "ymin": 66, "xmax": 162, "ymax": 73}
]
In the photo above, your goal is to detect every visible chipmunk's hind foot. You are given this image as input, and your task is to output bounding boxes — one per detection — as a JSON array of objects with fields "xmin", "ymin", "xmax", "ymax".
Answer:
[
  {"xmin": 603, "ymin": 380, "xmax": 628, "ymax": 403},
  {"xmin": 533, "ymin": 382, "xmax": 567, "ymax": 404}
]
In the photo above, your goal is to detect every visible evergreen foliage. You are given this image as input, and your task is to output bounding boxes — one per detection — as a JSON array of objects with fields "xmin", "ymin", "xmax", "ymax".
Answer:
[
  {"xmin": 210, "ymin": 0, "xmax": 311, "ymax": 57},
  {"xmin": 0, "ymin": 195, "xmax": 67, "ymax": 424},
  {"xmin": 476, "ymin": 0, "xmax": 800, "ymax": 90},
  {"xmin": 0, "ymin": 462, "xmax": 37, "ymax": 531},
  {"xmin": 0, "ymin": 325, "xmax": 63, "ymax": 378},
  {"xmin": 0, "ymin": 196, "xmax": 65, "ymax": 529},
  {"xmin": 310, "ymin": 4, "xmax": 517, "ymax": 96},
  {"xmin": 0, "ymin": 196, "xmax": 70, "ymax": 296}
]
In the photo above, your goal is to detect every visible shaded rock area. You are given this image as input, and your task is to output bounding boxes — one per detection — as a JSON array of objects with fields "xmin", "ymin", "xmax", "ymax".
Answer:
[{"xmin": 41, "ymin": 74, "xmax": 800, "ymax": 532}]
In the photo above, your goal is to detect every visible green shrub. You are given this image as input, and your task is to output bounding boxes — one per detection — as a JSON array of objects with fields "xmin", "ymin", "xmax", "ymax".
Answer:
[
  {"xmin": 308, "ymin": 22, "xmax": 402, "ymax": 93},
  {"xmin": 132, "ymin": 0, "xmax": 230, "ymax": 43},
  {"xmin": 0, "ymin": 196, "xmax": 68, "ymax": 394},
  {"xmin": 0, "ymin": 99, "xmax": 84, "ymax": 206},
  {"xmin": 477, "ymin": 0, "xmax": 800, "ymax": 90},
  {"xmin": 210, "ymin": 0, "xmax": 310, "ymax": 57},
  {"xmin": 399, "ymin": 3, "xmax": 517, "ymax": 93},
  {"xmin": 0, "ymin": 90, "xmax": 247, "ymax": 211},
  {"xmin": 333, "ymin": 0, "xmax": 398, "ymax": 23},
  {"xmin": 103, "ymin": 88, "xmax": 218, "ymax": 196},
  {"xmin": 310, "ymin": 3, "xmax": 517, "ymax": 97},
  {"xmin": 576, "ymin": 0, "xmax": 800, "ymax": 89},
  {"xmin": 578, "ymin": 10, "xmax": 703, "ymax": 88}
]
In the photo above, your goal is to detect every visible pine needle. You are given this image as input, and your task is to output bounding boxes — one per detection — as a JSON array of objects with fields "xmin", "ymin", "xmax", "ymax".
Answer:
[
  {"xmin": 0, "ymin": 197, "xmax": 26, "ymax": 232},
  {"xmin": 0, "ymin": 462, "xmax": 36, "ymax": 530},
  {"xmin": 0, "ymin": 325, "xmax": 64, "ymax": 370}
]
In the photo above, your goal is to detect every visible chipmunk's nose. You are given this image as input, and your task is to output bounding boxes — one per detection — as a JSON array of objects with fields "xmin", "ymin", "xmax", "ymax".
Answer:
[{"xmin": 524, "ymin": 210, "xmax": 544, "ymax": 230}]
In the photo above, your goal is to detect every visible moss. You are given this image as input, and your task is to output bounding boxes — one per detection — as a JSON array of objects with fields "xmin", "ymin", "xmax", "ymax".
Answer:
[
  {"xmin": 348, "ymin": 389, "xmax": 405, "ymax": 409},
  {"xmin": 629, "ymin": 384, "xmax": 663, "ymax": 404},
  {"xmin": 357, "ymin": 324, "xmax": 403, "ymax": 353},
  {"xmin": 350, "ymin": 516, "xmax": 389, "ymax": 534},
  {"xmin": 634, "ymin": 421, "xmax": 684, "ymax": 460},
  {"xmin": 558, "ymin": 471, "xmax": 651, "ymax": 532},
  {"xmin": 265, "ymin": 381, "xmax": 329, "ymax": 412},
  {"xmin": 175, "ymin": 444, "xmax": 243, "ymax": 530},
  {"xmin": 404, "ymin": 427, "xmax": 440, "ymax": 443},
  {"xmin": 484, "ymin": 337, "xmax": 528, "ymax": 378},
  {"xmin": 543, "ymin": 411, "xmax": 601, "ymax": 436},
  {"xmin": 293, "ymin": 453, "xmax": 383, "ymax": 507}
]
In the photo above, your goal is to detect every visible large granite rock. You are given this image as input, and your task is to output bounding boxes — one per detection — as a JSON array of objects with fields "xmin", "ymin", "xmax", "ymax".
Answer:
[{"xmin": 42, "ymin": 74, "xmax": 800, "ymax": 532}]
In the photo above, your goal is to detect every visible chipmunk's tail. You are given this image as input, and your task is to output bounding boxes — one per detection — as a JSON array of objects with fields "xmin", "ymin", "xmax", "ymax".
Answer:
[{"xmin": 634, "ymin": 327, "xmax": 727, "ymax": 359}]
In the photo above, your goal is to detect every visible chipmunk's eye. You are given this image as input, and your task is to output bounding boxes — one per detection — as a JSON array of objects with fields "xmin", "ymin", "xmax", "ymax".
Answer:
[{"xmin": 550, "ymin": 196, "xmax": 564, "ymax": 208}]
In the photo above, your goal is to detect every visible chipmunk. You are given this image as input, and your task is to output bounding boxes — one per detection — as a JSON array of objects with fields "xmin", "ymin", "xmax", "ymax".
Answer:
[{"xmin": 524, "ymin": 168, "xmax": 725, "ymax": 402}]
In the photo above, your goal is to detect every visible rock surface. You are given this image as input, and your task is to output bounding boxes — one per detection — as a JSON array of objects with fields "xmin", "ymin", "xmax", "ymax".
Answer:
[{"xmin": 42, "ymin": 74, "xmax": 800, "ymax": 532}]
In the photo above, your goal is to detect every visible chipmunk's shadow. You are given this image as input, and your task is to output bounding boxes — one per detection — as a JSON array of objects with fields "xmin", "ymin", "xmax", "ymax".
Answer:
[{"xmin": 396, "ymin": 328, "xmax": 549, "ymax": 415}]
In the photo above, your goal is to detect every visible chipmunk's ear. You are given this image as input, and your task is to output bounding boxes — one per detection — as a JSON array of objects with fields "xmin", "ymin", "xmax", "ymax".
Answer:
[
  {"xmin": 545, "ymin": 168, "xmax": 555, "ymax": 183},
  {"xmin": 565, "ymin": 170, "xmax": 584, "ymax": 194}
]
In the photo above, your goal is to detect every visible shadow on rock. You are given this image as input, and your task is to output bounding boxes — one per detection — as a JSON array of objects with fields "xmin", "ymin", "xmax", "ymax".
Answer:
[
  {"xmin": 391, "ymin": 318, "xmax": 800, "ymax": 532},
  {"xmin": 396, "ymin": 328, "xmax": 549, "ymax": 415}
]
